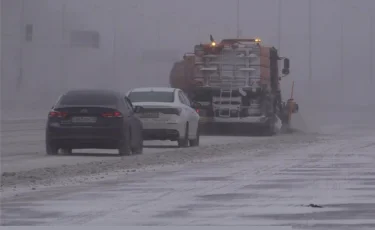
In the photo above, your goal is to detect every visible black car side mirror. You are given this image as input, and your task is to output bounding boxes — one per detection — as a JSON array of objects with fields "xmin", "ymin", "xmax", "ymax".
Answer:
[{"xmin": 133, "ymin": 106, "xmax": 144, "ymax": 113}]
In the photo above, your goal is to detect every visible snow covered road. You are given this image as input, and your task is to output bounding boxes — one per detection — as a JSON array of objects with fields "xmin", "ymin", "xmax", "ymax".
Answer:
[
  {"xmin": 1, "ymin": 119, "xmax": 269, "ymax": 173},
  {"xmin": 1, "ymin": 115, "xmax": 375, "ymax": 229}
]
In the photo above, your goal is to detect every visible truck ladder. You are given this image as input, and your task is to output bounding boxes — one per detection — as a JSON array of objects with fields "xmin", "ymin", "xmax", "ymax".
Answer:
[
  {"xmin": 216, "ymin": 64, "xmax": 241, "ymax": 119},
  {"xmin": 218, "ymin": 88, "xmax": 233, "ymax": 118}
]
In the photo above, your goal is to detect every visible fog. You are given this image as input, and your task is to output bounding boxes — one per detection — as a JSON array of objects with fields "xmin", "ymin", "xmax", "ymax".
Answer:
[{"xmin": 1, "ymin": 0, "xmax": 375, "ymax": 127}]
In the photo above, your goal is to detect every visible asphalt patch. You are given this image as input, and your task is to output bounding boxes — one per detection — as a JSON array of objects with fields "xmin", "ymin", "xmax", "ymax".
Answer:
[
  {"xmin": 357, "ymin": 172, "xmax": 375, "ymax": 176},
  {"xmin": 282, "ymin": 169, "xmax": 335, "ymax": 173},
  {"xmin": 135, "ymin": 221, "xmax": 170, "ymax": 226},
  {"xmin": 244, "ymin": 202, "xmax": 375, "ymax": 221},
  {"xmin": 153, "ymin": 209, "xmax": 191, "ymax": 218},
  {"xmin": 197, "ymin": 193, "xmax": 262, "ymax": 201},
  {"xmin": 107, "ymin": 187, "xmax": 171, "ymax": 193},
  {"xmin": 296, "ymin": 223, "xmax": 375, "ymax": 229},
  {"xmin": 187, "ymin": 176, "xmax": 231, "ymax": 182},
  {"xmin": 179, "ymin": 203, "xmax": 249, "ymax": 210},
  {"xmin": 331, "ymin": 163, "xmax": 372, "ymax": 168},
  {"xmin": 241, "ymin": 183, "xmax": 304, "ymax": 190},
  {"xmin": 65, "ymin": 191, "xmax": 116, "ymax": 201},
  {"xmin": 1, "ymin": 207, "xmax": 62, "ymax": 225},
  {"xmin": 349, "ymin": 187, "xmax": 375, "ymax": 191},
  {"xmin": 1, "ymin": 220, "xmax": 47, "ymax": 226},
  {"xmin": 361, "ymin": 180, "xmax": 375, "ymax": 186},
  {"xmin": 261, "ymin": 178, "xmax": 307, "ymax": 183}
]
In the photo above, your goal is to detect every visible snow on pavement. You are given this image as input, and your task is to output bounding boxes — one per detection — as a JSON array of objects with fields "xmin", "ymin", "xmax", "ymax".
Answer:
[
  {"xmin": 0, "ymin": 118, "xmax": 269, "ymax": 176},
  {"xmin": 1, "ymin": 122, "xmax": 375, "ymax": 229},
  {"xmin": 0, "ymin": 130, "xmax": 316, "ymax": 194},
  {"xmin": 0, "ymin": 117, "xmax": 314, "ymax": 195}
]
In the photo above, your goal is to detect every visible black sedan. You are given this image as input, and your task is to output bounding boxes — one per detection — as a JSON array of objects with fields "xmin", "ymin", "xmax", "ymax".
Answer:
[{"xmin": 45, "ymin": 89, "xmax": 144, "ymax": 156}]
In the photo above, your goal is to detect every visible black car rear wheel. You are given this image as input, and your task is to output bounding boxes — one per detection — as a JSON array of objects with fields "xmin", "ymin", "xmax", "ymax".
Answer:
[
  {"xmin": 118, "ymin": 130, "xmax": 131, "ymax": 156},
  {"xmin": 46, "ymin": 141, "xmax": 59, "ymax": 155},
  {"xmin": 61, "ymin": 148, "xmax": 72, "ymax": 154}
]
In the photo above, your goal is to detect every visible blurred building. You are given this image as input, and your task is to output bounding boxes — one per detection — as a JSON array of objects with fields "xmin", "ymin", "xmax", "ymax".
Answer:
[
  {"xmin": 2, "ymin": 0, "xmax": 63, "ymax": 99},
  {"xmin": 1, "ymin": 0, "xmax": 119, "ymax": 107},
  {"xmin": 1, "ymin": 0, "xmax": 182, "ymax": 108}
]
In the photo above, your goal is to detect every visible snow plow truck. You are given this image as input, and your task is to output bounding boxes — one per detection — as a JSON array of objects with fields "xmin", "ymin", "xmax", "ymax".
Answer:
[{"xmin": 169, "ymin": 35, "xmax": 299, "ymax": 136}]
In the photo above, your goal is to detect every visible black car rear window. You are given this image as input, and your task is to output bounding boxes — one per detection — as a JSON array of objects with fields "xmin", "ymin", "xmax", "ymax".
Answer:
[
  {"xmin": 58, "ymin": 92, "xmax": 118, "ymax": 106},
  {"xmin": 128, "ymin": 91, "xmax": 174, "ymax": 103}
]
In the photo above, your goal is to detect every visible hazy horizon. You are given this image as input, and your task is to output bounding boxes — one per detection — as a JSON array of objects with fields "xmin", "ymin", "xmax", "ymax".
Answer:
[{"xmin": 1, "ymin": 0, "xmax": 375, "ymax": 113}]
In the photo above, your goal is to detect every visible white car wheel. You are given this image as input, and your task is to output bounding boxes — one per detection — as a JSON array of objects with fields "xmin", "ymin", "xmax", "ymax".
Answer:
[
  {"xmin": 178, "ymin": 123, "xmax": 189, "ymax": 148},
  {"xmin": 189, "ymin": 124, "xmax": 200, "ymax": 147}
]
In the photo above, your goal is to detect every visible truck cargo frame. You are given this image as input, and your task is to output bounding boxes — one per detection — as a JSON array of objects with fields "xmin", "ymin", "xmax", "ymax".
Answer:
[{"xmin": 169, "ymin": 37, "xmax": 297, "ymax": 136}]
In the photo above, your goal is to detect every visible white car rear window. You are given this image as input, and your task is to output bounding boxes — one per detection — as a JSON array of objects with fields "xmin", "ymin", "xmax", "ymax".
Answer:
[{"xmin": 128, "ymin": 91, "xmax": 174, "ymax": 103}]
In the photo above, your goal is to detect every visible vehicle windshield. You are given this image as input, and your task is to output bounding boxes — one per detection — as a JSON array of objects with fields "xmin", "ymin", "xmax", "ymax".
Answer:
[
  {"xmin": 58, "ymin": 92, "xmax": 118, "ymax": 106},
  {"xmin": 128, "ymin": 91, "xmax": 174, "ymax": 103}
]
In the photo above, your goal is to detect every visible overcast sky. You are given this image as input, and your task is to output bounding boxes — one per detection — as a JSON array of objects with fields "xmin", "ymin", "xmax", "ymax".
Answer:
[{"xmin": 1, "ymin": 0, "xmax": 375, "ymax": 107}]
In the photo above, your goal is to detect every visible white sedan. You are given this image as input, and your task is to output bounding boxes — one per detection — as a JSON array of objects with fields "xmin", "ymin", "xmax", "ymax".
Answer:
[{"xmin": 127, "ymin": 87, "xmax": 200, "ymax": 147}]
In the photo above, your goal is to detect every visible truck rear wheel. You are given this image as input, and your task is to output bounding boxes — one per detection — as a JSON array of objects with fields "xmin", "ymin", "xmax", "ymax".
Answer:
[
  {"xmin": 263, "ymin": 125, "xmax": 275, "ymax": 136},
  {"xmin": 262, "ymin": 117, "xmax": 276, "ymax": 136}
]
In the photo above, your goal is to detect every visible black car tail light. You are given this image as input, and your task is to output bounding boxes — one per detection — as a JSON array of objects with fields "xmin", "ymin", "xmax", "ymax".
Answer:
[
  {"xmin": 101, "ymin": 111, "xmax": 123, "ymax": 118},
  {"xmin": 48, "ymin": 110, "xmax": 67, "ymax": 118}
]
